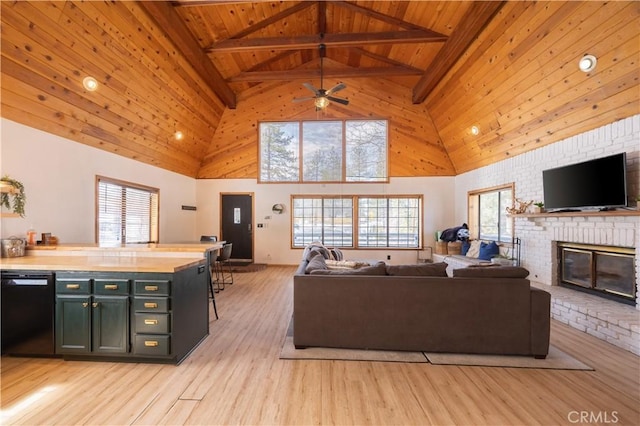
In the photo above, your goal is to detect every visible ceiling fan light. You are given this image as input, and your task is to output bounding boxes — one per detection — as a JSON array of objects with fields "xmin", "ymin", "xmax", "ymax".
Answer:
[{"xmin": 315, "ymin": 97, "xmax": 329, "ymax": 109}]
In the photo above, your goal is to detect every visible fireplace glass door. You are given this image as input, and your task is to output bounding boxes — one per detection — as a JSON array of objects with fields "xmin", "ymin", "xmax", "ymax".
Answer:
[
  {"xmin": 595, "ymin": 251, "xmax": 635, "ymax": 298},
  {"xmin": 562, "ymin": 249, "xmax": 592, "ymax": 288}
]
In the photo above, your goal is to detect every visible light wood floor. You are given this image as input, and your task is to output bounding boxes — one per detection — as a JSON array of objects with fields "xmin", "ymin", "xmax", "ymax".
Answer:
[{"xmin": 1, "ymin": 266, "xmax": 639, "ymax": 425}]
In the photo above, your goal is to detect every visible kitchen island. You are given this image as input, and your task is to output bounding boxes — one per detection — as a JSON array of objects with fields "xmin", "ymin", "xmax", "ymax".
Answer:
[{"xmin": 0, "ymin": 242, "xmax": 222, "ymax": 364}]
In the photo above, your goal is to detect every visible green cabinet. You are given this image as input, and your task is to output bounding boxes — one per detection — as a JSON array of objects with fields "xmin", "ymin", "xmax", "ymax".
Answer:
[
  {"xmin": 54, "ymin": 262, "xmax": 208, "ymax": 364},
  {"xmin": 55, "ymin": 276, "xmax": 129, "ymax": 355}
]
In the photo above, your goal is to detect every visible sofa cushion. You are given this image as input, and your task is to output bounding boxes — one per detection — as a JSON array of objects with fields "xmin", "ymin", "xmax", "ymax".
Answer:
[
  {"xmin": 478, "ymin": 241, "xmax": 500, "ymax": 261},
  {"xmin": 325, "ymin": 259, "xmax": 370, "ymax": 270},
  {"xmin": 305, "ymin": 253, "xmax": 328, "ymax": 274},
  {"xmin": 460, "ymin": 241, "xmax": 471, "ymax": 255},
  {"xmin": 329, "ymin": 248, "xmax": 344, "ymax": 261},
  {"xmin": 310, "ymin": 261, "xmax": 387, "ymax": 275},
  {"xmin": 453, "ymin": 266, "xmax": 530, "ymax": 278},
  {"xmin": 386, "ymin": 262, "xmax": 448, "ymax": 277},
  {"xmin": 466, "ymin": 240, "xmax": 482, "ymax": 257}
]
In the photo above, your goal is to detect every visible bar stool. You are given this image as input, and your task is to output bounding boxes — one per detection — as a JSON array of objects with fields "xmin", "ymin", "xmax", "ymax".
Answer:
[{"xmin": 214, "ymin": 242, "xmax": 234, "ymax": 291}]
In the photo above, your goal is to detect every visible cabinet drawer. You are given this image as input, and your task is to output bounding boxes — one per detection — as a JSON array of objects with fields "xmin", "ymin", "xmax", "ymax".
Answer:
[
  {"xmin": 56, "ymin": 279, "xmax": 91, "ymax": 294},
  {"xmin": 94, "ymin": 279, "xmax": 130, "ymax": 295},
  {"xmin": 134, "ymin": 334, "xmax": 170, "ymax": 356},
  {"xmin": 135, "ymin": 313, "xmax": 170, "ymax": 334},
  {"xmin": 133, "ymin": 297, "xmax": 170, "ymax": 312},
  {"xmin": 134, "ymin": 280, "xmax": 170, "ymax": 296}
]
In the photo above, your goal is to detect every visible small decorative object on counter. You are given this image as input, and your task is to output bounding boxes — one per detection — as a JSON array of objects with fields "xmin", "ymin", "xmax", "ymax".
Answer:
[
  {"xmin": 27, "ymin": 226, "xmax": 36, "ymax": 246},
  {"xmin": 1, "ymin": 237, "xmax": 27, "ymax": 257}
]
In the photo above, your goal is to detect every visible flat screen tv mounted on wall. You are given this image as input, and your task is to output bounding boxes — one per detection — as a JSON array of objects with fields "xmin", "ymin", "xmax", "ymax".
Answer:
[{"xmin": 542, "ymin": 152, "xmax": 627, "ymax": 212}]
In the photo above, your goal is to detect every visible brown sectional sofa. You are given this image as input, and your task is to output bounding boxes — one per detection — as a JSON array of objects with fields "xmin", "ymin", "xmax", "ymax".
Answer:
[{"xmin": 293, "ymin": 258, "xmax": 551, "ymax": 358}]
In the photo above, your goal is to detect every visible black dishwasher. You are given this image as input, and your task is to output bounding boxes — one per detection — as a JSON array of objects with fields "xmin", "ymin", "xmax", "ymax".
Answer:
[{"xmin": 1, "ymin": 271, "xmax": 57, "ymax": 356}]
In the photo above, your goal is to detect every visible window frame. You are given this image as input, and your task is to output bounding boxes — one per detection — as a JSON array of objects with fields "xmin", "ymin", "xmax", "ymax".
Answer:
[
  {"xmin": 291, "ymin": 194, "xmax": 423, "ymax": 249},
  {"xmin": 467, "ymin": 183, "xmax": 514, "ymax": 244},
  {"xmin": 259, "ymin": 119, "xmax": 389, "ymax": 184},
  {"xmin": 95, "ymin": 176, "xmax": 160, "ymax": 245}
]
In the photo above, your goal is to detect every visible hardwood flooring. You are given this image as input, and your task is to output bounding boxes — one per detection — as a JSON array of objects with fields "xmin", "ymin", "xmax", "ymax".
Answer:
[{"xmin": 1, "ymin": 266, "xmax": 639, "ymax": 425}]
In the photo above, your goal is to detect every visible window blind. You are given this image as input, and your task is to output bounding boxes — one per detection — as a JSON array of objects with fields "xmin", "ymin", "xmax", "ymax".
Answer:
[{"xmin": 97, "ymin": 177, "xmax": 159, "ymax": 244}]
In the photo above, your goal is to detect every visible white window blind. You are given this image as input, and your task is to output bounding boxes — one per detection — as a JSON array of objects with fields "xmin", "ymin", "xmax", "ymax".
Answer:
[{"xmin": 97, "ymin": 177, "xmax": 159, "ymax": 244}]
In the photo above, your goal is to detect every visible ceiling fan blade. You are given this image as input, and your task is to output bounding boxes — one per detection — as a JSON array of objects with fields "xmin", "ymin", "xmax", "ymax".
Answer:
[
  {"xmin": 292, "ymin": 97, "xmax": 316, "ymax": 103},
  {"xmin": 326, "ymin": 96, "xmax": 349, "ymax": 105},
  {"xmin": 302, "ymin": 82, "xmax": 320, "ymax": 95},
  {"xmin": 326, "ymin": 82, "xmax": 346, "ymax": 95}
]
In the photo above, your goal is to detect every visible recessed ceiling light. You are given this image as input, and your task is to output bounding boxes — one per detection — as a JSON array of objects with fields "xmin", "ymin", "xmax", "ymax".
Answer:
[
  {"xmin": 174, "ymin": 130, "xmax": 184, "ymax": 141},
  {"xmin": 471, "ymin": 126, "xmax": 480, "ymax": 136},
  {"xmin": 82, "ymin": 76, "xmax": 98, "ymax": 91},
  {"xmin": 579, "ymin": 54, "xmax": 597, "ymax": 72}
]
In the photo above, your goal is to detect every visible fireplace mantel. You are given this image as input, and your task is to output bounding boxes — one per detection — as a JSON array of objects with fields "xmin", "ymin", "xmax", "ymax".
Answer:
[{"xmin": 510, "ymin": 210, "xmax": 640, "ymax": 219}]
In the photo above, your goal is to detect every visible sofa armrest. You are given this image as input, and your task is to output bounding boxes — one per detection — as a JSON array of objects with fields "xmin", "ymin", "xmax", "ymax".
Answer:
[{"xmin": 530, "ymin": 288, "xmax": 551, "ymax": 358}]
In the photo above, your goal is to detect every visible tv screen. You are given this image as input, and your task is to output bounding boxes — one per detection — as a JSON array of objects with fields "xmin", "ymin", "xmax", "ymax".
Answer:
[{"xmin": 542, "ymin": 153, "xmax": 627, "ymax": 211}]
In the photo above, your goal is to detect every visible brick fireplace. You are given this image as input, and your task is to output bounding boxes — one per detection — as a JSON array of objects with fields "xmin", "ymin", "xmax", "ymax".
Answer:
[{"xmin": 515, "ymin": 211, "xmax": 639, "ymax": 354}]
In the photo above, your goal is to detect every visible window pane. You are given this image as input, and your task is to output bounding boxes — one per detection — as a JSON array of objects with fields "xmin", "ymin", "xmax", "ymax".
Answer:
[
  {"xmin": 302, "ymin": 121, "xmax": 342, "ymax": 182},
  {"xmin": 345, "ymin": 120, "xmax": 387, "ymax": 182},
  {"xmin": 358, "ymin": 197, "xmax": 420, "ymax": 248},
  {"xmin": 292, "ymin": 198, "xmax": 322, "ymax": 247},
  {"xmin": 388, "ymin": 198, "xmax": 420, "ymax": 247},
  {"xmin": 358, "ymin": 198, "xmax": 388, "ymax": 247},
  {"xmin": 479, "ymin": 192, "xmax": 499, "ymax": 240},
  {"xmin": 97, "ymin": 178, "xmax": 159, "ymax": 245},
  {"xmin": 259, "ymin": 122, "xmax": 299, "ymax": 182},
  {"xmin": 322, "ymin": 198, "xmax": 353, "ymax": 247},
  {"xmin": 498, "ymin": 189, "xmax": 513, "ymax": 242}
]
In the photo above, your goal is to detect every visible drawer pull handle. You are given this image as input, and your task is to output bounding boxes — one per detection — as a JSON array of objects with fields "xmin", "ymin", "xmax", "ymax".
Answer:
[
  {"xmin": 82, "ymin": 302, "xmax": 89, "ymax": 308},
  {"xmin": 144, "ymin": 319, "xmax": 158, "ymax": 325},
  {"xmin": 92, "ymin": 302, "xmax": 99, "ymax": 308},
  {"xmin": 144, "ymin": 302, "xmax": 158, "ymax": 309},
  {"xmin": 66, "ymin": 284, "xmax": 80, "ymax": 289},
  {"xmin": 104, "ymin": 284, "xmax": 119, "ymax": 290},
  {"xmin": 144, "ymin": 285, "xmax": 159, "ymax": 291},
  {"xmin": 144, "ymin": 340, "xmax": 159, "ymax": 347}
]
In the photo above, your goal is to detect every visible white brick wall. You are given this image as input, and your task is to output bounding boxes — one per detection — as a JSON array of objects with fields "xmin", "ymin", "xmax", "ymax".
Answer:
[{"xmin": 455, "ymin": 115, "xmax": 640, "ymax": 309}]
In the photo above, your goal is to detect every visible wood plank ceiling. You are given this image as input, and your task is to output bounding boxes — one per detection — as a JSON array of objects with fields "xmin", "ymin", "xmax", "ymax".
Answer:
[{"xmin": 1, "ymin": 1, "xmax": 638, "ymax": 179}]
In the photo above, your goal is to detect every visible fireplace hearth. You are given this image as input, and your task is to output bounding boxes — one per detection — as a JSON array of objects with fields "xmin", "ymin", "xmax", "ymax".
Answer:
[{"xmin": 558, "ymin": 242, "xmax": 636, "ymax": 305}]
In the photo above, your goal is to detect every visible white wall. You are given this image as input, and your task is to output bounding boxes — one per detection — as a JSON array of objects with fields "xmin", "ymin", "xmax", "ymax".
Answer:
[
  {"xmin": 0, "ymin": 119, "xmax": 198, "ymax": 243},
  {"xmin": 196, "ymin": 177, "xmax": 456, "ymax": 265}
]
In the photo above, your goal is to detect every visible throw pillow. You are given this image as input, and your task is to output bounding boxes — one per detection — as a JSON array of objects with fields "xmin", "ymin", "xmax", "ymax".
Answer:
[
  {"xmin": 329, "ymin": 247, "xmax": 344, "ymax": 261},
  {"xmin": 305, "ymin": 254, "xmax": 328, "ymax": 274},
  {"xmin": 460, "ymin": 241, "xmax": 471, "ymax": 255},
  {"xmin": 386, "ymin": 262, "xmax": 448, "ymax": 277},
  {"xmin": 453, "ymin": 266, "xmax": 530, "ymax": 278},
  {"xmin": 325, "ymin": 260, "xmax": 370, "ymax": 270},
  {"xmin": 478, "ymin": 241, "xmax": 500, "ymax": 261},
  {"xmin": 310, "ymin": 262, "xmax": 387, "ymax": 275},
  {"xmin": 466, "ymin": 240, "xmax": 481, "ymax": 258}
]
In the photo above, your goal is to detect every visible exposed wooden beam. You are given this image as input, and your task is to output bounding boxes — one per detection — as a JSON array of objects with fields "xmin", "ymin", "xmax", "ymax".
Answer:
[
  {"xmin": 138, "ymin": 0, "xmax": 237, "ymax": 109},
  {"xmin": 226, "ymin": 1, "xmax": 315, "ymax": 40},
  {"xmin": 331, "ymin": 0, "xmax": 447, "ymax": 37},
  {"xmin": 347, "ymin": 46, "xmax": 424, "ymax": 73},
  {"xmin": 412, "ymin": 1, "xmax": 506, "ymax": 104},
  {"xmin": 227, "ymin": 66, "xmax": 423, "ymax": 82},
  {"xmin": 207, "ymin": 30, "xmax": 447, "ymax": 53}
]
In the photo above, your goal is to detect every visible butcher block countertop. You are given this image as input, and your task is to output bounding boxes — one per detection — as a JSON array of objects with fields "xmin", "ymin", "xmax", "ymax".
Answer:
[
  {"xmin": 0, "ymin": 255, "xmax": 205, "ymax": 273},
  {"xmin": 0, "ymin": 242, "xmax": 222, "ymax": 273}
]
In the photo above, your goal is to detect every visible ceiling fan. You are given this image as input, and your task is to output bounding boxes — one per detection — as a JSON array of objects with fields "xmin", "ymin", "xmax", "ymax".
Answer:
[{"xmin": 293, "ymin": 44, "xmax": 349, "ymax": 109}]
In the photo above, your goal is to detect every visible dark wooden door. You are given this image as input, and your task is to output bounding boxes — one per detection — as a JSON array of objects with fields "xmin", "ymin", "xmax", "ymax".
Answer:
[{"xmin": 221, "ymin": 193, "xmax": 253, "ymax": 262}]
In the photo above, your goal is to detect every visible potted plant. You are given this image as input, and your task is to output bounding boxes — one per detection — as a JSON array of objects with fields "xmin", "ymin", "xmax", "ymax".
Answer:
[
  {"xmin": 532, "ymin": 202, "xmax": 544, "ymax": 214},
  {"xmin": 0, "ymin": 175, "xmax": 26, "ymax": 217}
]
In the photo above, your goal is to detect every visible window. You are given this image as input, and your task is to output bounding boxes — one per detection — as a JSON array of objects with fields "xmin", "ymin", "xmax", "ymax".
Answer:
[
  {"xmin": 96, "ymin": 176, "xmax": 159, "ymax": 244},
  {"xmin": 467, "ymin": 184, "xmax": 513, "ymax": 243},
  {"xmin": 292, "ymin": 195, "xmax": 422, "ymax": 248},
  {"xmin": 260, "ymin": 119, "xmax": 388, "ymax": 183}
]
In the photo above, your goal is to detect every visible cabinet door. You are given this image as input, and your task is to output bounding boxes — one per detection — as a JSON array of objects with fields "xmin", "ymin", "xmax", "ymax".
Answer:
[
  {"xmin": 92, "ymin": 296, "xmax": 129, "ymax": 354},
  {"xmin": 56, "ymin": 295, "xmax": 91, "ymax": 354}
]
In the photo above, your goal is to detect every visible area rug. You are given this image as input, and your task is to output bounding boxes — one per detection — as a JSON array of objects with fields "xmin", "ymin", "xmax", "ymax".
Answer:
[
  {"xmin": 281, "ymin": 319, "xmax": 592, "ymax": 369},
  {"xmin": 424, "ymin": 346, "xmax": 593, "ymax": 370},
  {"xmin": 279, "ymin": 320, "xmax": 428, "ymax": 363}
]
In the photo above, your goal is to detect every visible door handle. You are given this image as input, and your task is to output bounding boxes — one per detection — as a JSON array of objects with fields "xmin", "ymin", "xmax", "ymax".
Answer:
[{"xmin": 248, "ymin": 223, "xmax": 252, "ymax": 232}]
